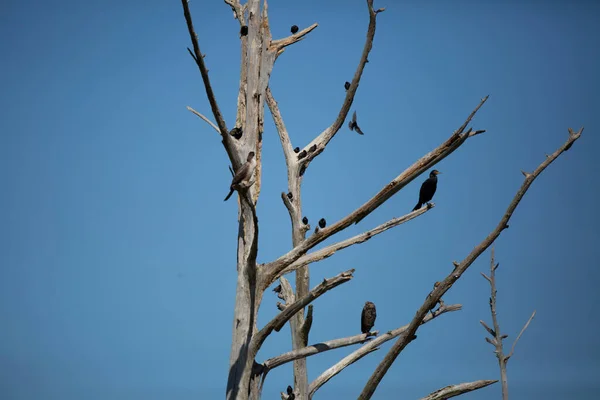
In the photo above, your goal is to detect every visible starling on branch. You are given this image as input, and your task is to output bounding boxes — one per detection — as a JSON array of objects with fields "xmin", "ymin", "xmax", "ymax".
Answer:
[
  {"xmin": 361, "ymin": 301, "xmax": 377, "ymax": 334},
  {"xmin": 318, "ymin": 218, "xmax": 326, "ymax": 228},
  {"xmin": 224, "ymin": 152, "xmax": 256, "ymax": 201},
  {"xmin": 412, "ymin": 170, "xmax": 441, "ymax": 211},
  {"xmin": 344, "ymin": 81, "xmax": 351, "ymax": 91},
  {"xmin": 291, "ymin": 25, "xmax": 299, "ymax": 34},
  {"xmin": 240, "ymin": 25, "xmax": 248, "ymax": 36},
  {"xmin": 348, "ymin": 111, "xmax": 365, "ymax": 135}
]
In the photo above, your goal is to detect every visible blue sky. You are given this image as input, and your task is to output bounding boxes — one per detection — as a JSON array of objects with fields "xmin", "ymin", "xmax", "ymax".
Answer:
[{"xmin": 1, "ymin": 0, "xmax": 599, "ymax": 399}]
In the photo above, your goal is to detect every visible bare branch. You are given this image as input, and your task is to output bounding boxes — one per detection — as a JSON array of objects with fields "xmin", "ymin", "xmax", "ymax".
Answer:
[
  {"xmin": 419, "ymin": 380, "xmax": 498, "ymax": 400},
  {"xmin": 506, "ymin": 310, "xmax": 536, "ymax": 362},
  {"xmin": 271, "ymin": 23, "xmax": 319, "ymax": 54},
  {"xmin": 263, "ymin": 330, "xmax": 378, "ymax": 370},
  {"xmin": 186, "ymin": 106, "xmax": 220, "ymax": 134},
  {"xmin": 262, "ymin": 97, "xmax": 489, "ymax": 284},
  {"xmin": 358, "ymin": 127, "xmax": 584, "ymax": 399},
  {"xmin": 181, "ymin": 0, "xmax": 228, "ymax": 135},
  {"xmin": 266, "ymin": 88, "xmax": 295, "ymax": 173},
  {"xmin": 252, "ymin": 269, "xmax": 355, "ymax": 353},
  {"xmin": 300, "ymin": 1, "xmax": 383, "ymax": 169},
  {"xmin": 273, "ymin": 206, "xmax": 434, "ymax": 283},
  {"xmin": 309, "ymin": 304, "xmax": 462, "ymax": 397},
  {"xmin": 479, "ymin": 320, "xmax": 495, "ymax": 337}
]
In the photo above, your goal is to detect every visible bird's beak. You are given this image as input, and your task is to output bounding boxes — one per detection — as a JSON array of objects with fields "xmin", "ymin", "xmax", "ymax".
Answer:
[{"xmin": 436, "ymin": 171, "xmax": 442, "ymax": 175}]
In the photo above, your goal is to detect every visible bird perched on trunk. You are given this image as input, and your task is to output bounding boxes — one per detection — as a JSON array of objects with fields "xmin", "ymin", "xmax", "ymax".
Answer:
[
  {"xmin": 344, "ymin": 81, "xmax": 351, "ymax": 91},
  {"xmin": 290, "ymin": 25, "xmax": 299, "ymax": 34},
  {"xmin": 224, "ymin": 151, "xmax": 256, "ymax": 201},
  {"xmin": 348, "ymin": 111, "xmax": 365, "ymax": 135},
  {"xmin": 412, "ymin": 169, "xmax": 441, "ymax": 211},
  {"xmin": 361, "ymin": 301, "xmax": 377, "ymax": 334}
]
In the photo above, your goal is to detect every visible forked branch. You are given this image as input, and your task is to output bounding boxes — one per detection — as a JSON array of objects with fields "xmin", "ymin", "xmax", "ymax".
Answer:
[
  {"xmin": 358, "ymin": 127, "xmax": 583, "ymax": 399},
  {"xmin": 309, "ymin": 303, "xmax": 462, "ymax": 397},
  {"xmin": 419, "ymin": 380, "xmax": 498, "ymax": 400},
  {"xmin": 481, "ymin": 248, "xmax": 536, "ymax": 400}
]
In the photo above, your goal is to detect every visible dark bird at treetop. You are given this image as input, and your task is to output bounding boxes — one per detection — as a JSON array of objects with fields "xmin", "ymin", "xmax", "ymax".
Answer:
[
  {"xmin": 412, "ymin": 169, "xmax": 441, "ymax": 211},
  {"xmin": 344, "ymin": 81, "xmax": 351, "ymax": 90},
  {"xmin": 302, "ymin": 216, "xmax": 308, "ymax": 225},
  {"xmin": 348, "ymin": 111, "xmax": 365, "ymax": 135},
  {"xmin": 291, "ymin": 25, "xmax": 299, "ymax": 34},
  {"xmin": 224, "ymin": 152, "xmax": 256, "ymax": 201},
  {"xmin": 318, "ymin": 218, "xmax": 326, "ymax": 228},
  {"xmin": 240, "ymin": 25, "xmax": 248, "ymax": 36},
  {"xmin": 361, "ymin": 301, "xmax": 377, "ymax": 334}
]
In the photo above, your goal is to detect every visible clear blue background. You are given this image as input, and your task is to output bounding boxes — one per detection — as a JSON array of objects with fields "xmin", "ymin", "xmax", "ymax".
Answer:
[{"xmin": 1, "ymin": 0, "xmax": 599, "ymax": 399}]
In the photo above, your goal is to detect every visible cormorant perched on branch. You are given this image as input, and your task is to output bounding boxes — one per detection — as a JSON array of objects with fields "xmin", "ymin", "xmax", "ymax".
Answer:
[
  {"xmin": 361, "ymin": 301, "xmax": 377, "ymax": 334},
  {"xmin": 224, "ymin": 152, "xmax": 256, "ymax": 201},
  {"xmin": 412, "ymin": 169, "xmax": 441, "ymax": 211}
]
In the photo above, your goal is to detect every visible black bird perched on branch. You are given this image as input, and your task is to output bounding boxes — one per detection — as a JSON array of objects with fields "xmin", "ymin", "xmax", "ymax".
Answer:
[
  {"xmin": 361, "ymin": 301, "xmax": 377, "ymax": 334},
  {"xmin": 348, "ymin": 111, "xmax": 365, "ymax": 135},
  {"xmin": 302, "ymin": 216, "xmax": 308, "ymax": 225},
  {"xmin": 290, "ymin": 25, "xmax": 299, "ymax": 34},
  {"xmin": 412, "ymin": 169, "xmax": 441, "ymax": 211},
  {"xmin": 318, "ymin": 218, "xmax": 326, "ymax": 228},
  {"xmin": 240, "ymin": 25, "xmax": 248, "ymax": 36},
  {"xmin": 344, "ymin": 81, "xmax": 351, "ymax": 91},
  {"xmin": 224, "ymin": 152, "xmax": 256, "ymax": 201}
]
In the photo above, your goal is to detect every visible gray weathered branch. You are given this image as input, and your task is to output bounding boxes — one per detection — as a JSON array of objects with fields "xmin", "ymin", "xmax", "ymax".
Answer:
[
  {"xmin": 309, "ymin": 303, "xmax": 462, "ymax": 398},
  {"xmin": 186, "ymin": 106, "xmax": 220, "ymax": 134},
  {"xmin": 274, "ymin": 206, "xmax": 434, "ymax": 283},
  {"xmin": 263, "ymin": 330, "xmax": 378, "ymax": 370},
  {"xmin": 262, "ymin": 96, "xmax": 488, "ymax": 285},
  {"xmin": 419, "ymin": 380, "xmax": 498, "ymax": 400},
  {"xmin": 357, "ymin": 127, "xmax": 583, "ymax": 399},
  {"xmin": 252, "ymin": 269, "xmax": 355, "ymax": 355}
]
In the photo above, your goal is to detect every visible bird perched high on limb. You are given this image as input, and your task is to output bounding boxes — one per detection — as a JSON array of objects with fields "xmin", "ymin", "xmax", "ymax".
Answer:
[
  {"xmin": 224, "ymin": 151, "xmax": 256, "ymax": 201},
  {"xmin": 412, "ymin": 169, "xmax": 441, "ymax": 211},
  {"xmin": 361, "ymin": 301, "xmax": 377, "ymax": 334}
]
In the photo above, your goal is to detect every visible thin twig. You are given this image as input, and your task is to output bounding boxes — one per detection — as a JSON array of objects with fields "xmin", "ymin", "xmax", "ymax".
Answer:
[
  {"xmin": 186, "ymin": 106, "xmax": 220, "ymax": 134},
  {"xmin": 357, "ymin": 127, "xmax": 583, "ymax": 399},
  {"xmin": 506, "ymin": 310, "xmax": 536, "ymax": 362}
]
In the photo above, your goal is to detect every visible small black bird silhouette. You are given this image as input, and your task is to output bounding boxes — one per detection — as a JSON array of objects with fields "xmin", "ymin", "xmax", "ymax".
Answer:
[
  {"xmin": 344, "ymin": 81, "xmax": 351, "ymax": 91},
  {"xmin": 291, "ymin": 25, "xmax": 299, "ymax": 34},
  {"xmin": 287, "ymin": 385, "xmax": 293, "ymax": 395},
  {"xmin": 361, "ymin": 301, "xmax": 377, "ymax": 334},
  {"xmin": 348, "ymin": 111, "xmax": 365, "ymax": 135},
  {"xmin": 302, "ymin": 216, "xmax": 308, "ymax": 225},
  {"xmin": 412, "ymin": 170, "xmax": 441, "ymax": 211},
  {"xmin": 240, "ymin": 25, "xmax": 248, "ymax": 36},
  {"xmin": 318, "ymin": 218, "xmax": 326, "ymax": 228},
  {"xmin": 294, "ymin": 147, "xmax": 300, "ymax": 153}
]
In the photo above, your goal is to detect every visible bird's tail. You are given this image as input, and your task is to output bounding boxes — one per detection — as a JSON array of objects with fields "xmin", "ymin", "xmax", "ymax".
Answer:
[
  {"xmin": 224, "ymin": 188, "xmax": 234, "ymax": 201},
  {"xmin": 412, "ymin": 202, "xmax": 422, "ymax": 211}
]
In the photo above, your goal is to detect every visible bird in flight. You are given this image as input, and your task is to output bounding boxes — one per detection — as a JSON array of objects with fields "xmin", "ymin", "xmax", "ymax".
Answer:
[{"xmin": 348, "ymin": 111, "xmax": 365, "ymax": 135}]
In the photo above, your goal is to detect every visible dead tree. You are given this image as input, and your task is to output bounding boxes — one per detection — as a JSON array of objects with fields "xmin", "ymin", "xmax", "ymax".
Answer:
[
  {"xmin": 179, "ymin": 1, "xmax": 583, "ymax": 399},
  {"xmin": 480, "ymin": 248, "xmax": 536, "ymax": 400}
]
